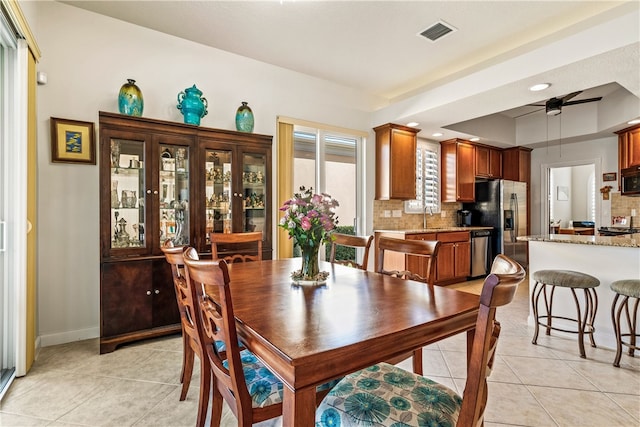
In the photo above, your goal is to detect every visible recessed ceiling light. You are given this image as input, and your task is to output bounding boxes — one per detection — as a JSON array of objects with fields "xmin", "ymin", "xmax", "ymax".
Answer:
[
  {"xmin": 627, "ymin": 119, "xmax": 640, "ymax": 125},
  {"xmin": 469, "ymin": 137, "xmax": 480, "ymax": 142},
  {"xmin": 529, "ymin": 83, "xmax": 551, "ymax": 92},
  {"xmin": 406, "ymin": 122, "xmax": 420, "ymax": 127},
  {"xmin": 432, "ymin": 132, "xmax": 443, "ymax": 137}
]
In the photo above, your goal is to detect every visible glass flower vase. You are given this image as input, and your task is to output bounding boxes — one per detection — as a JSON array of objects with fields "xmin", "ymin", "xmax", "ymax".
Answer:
[{"xmin": 299, "ymin": 242, "xmax": 321, "ymax": 281}]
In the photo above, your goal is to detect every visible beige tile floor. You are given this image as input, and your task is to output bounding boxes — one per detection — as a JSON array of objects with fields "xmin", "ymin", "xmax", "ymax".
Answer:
[{"xmin": 0, "ymin": 280, "xmax": 639, "ymax": 426}]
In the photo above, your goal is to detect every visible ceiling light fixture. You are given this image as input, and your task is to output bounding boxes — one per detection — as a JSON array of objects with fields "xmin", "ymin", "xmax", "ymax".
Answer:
[
  {"xmin": 628, "ymin": 119, "xmax": 640, "ymax": 125},
  {"xmin": 406, "ymin": 122, "xmax": 420, "ymax": 127},
  {"xmin": 432, "ymin": 132, "xmax": 443, "ymax": 137},
  {"xmin": 546, "ymin": 98, "xmax": 562, "ymax": 116},
  {"xmin": 529, "ymin": 83, "xmax": 551, "ymax": 92},
  {"xmin": 469, "ymin": 137, "xmax": 480, "ymax": 142}
]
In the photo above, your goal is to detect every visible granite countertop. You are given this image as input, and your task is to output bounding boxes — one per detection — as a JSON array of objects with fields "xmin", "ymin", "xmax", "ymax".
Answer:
[
  {"xmin": 517, "ymin": 234, "xmax": 640, "ymax": 248},
  {"xmin": 375, "ymin": 226, "xmax": 493, "ymax": 234}
]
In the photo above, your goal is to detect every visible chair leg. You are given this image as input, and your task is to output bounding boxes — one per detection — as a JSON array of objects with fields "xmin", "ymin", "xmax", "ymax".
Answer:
[
  {"xmin": 612, "ymin": 293, "xmax": 624, "ymax": 367},
  {"xmin": 180, "ymin": 330, "xmax": 188, "ymax": 383},
  {"xmin": 209, "ymin": 376, "xmax": 224, "ymax": 427},
  {"xmin": 196, "ymin": 358, "xmax": 211, "ymax": 427},
  {"xmin": 531, "ymin": 281, "xmax": 542, "ymax": 345},
  {"xmin": 180, "ymin": 342, "xmax": 195, "ymax": 401},
  {"xmin": 629, "ymin": 298, "xmax": 639, "ymax": 357},
  {"xmin": 570, "ymin": 288, "xmax": 586, "ymax": 358},
  {"xmin": 412, "ymin": 348, "xmax": 423, "ymax": 376},
  {"xmin": 586, "ymin": 288, "xmax": 598, "ymax": 348}
]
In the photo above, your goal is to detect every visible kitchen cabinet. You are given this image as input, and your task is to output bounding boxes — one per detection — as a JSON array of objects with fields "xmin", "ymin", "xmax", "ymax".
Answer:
[
  {"xmin": 441, "ymin": 139, "xmax": 475, "ymax": 202},
  {"xmin": 435, "ymin": 231, "xmax": 470, "ymax": 285},
  {"xmin": 374, "ymin": 123, "xmax": 419, "ymax": 200},
  {"xmin": 99, "ymin": 112, "xmax": 272, "ymax": 352},
  {"xmin": 502, "ymin": 147, "xmax": 531, "ymax": 183},
  {"xmin": 475, "ymin": 145, "xmax": 502, "ymax": 179},
  {"xmin": 617, "ymin": 124, "xmax": 640, "ymax": 174}
]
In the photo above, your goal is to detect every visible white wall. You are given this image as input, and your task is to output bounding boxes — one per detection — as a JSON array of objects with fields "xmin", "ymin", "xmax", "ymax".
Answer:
[
  {"xmin": 31, "ymin": 1, "xmax": 379, "ymax": 346},
  {"xmin": 531, "ymin": 136, "xmax": 618, "ymax": 234}
]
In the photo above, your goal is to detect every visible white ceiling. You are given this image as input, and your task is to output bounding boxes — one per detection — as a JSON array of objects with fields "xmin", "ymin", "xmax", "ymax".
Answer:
[{"xmin": 62, "ymin": 0, "xmax": 640, "ymax": 147}]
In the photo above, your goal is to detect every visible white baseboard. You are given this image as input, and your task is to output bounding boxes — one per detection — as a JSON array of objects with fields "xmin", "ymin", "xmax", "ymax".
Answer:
[{"xmin": 39, "ymin": 327, "xmax": 100, "ymax": 347}]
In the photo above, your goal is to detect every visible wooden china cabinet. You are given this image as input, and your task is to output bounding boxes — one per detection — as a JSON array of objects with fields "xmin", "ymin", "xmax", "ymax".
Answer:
[{"xmin": 99, "ymin": 112, "xmax": 272, "ymax": 353}]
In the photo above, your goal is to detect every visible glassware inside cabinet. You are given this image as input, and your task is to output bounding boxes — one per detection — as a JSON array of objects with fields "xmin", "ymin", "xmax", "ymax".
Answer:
[
  {"xmin": 159, "ymin": 145, "xmax": 190, "ymax": 246},
  {"xmin": 242, "ymin": 152, "xmax": 267, "ymax": 233},
  {"xmin": 205, "ymin": 149, "xmax": 233, "ymax": 243},
  {"xmin": 110, "ymin": 138, "xmax": 145, "ymax": 249}
]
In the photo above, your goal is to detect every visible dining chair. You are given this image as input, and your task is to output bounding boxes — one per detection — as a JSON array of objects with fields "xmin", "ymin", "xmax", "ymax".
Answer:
[
  {"xmin": 160, "ymin": 240, "xmax": 210, "ymax": 427},
  {"xmin": 376, "ymin": 236, "xmax": 441, "ymax": 375},
  {"xmin": 210, "ymin": 231, "xmax": 263, "ymax": 263},
  {"xmin": 182, "ymin": 247, "xmax": 339, "ymax": 427},
  {"xmin": 316, "ymin": 254, "xmax": 526, "ymax": 427},
  {"xmin": 328, "ymin": 233, "xmax": 373, "ymax": 270}
]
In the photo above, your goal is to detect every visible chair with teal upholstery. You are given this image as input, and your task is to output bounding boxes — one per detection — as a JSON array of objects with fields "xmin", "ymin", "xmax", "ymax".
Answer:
[
  {"xmin": 182, "ymin": 247, "xmax": 339, "ymax": 426},
  {"xmin": 316, "ymin": 254, "xmax": 526, "ymax": 427},
  {"xmin": 610, "ymin": 279, "xmax": 640, "ymax": 367}
]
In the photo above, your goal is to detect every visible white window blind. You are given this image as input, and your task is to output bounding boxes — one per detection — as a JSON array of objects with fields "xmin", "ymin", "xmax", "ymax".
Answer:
[{"xmin": 405, "ymin": 140, "xmax": 440, "ymax": 213}]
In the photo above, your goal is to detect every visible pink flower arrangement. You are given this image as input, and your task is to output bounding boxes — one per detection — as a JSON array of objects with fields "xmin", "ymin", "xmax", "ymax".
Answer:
[{"xmin": 279, "ymin": 186, "xmax": 339, "ymax": 249}]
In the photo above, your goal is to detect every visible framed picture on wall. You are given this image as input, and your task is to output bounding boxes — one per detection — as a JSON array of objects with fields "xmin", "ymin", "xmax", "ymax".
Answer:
[
  {"xmin": 557, "ymin": 185, "xmax": 569, "ymax": 201},
  {"xmin": 603, "ymin": 172, "xmax": 617, "ymax": 182},
  {"xmin": 50, "ymin": 117, "xmax": 96, "ymax": 164}
]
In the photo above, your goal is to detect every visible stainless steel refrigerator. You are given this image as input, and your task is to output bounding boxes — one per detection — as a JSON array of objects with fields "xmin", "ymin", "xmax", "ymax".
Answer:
[{"xmin": 463, "ymin": 180, "xmax": 528, "ymax": 268}]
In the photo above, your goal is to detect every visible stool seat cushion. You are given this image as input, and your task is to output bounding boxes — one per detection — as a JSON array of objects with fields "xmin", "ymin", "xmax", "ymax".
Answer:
[
  {"xmin": 532, "ymin": 270, "xmax": 600, "ymax": 288},
  {"xmin": 610, "ymin": 279, "xmax": 640, "ymax": 298}
]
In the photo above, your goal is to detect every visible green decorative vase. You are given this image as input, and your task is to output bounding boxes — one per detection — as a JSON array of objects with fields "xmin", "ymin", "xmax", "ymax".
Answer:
[
  {"xmin": 235, "ymin": 101, "xmax": 254, "ymax": 133},
  {"xmin": 118, "ymin": 79, "xmax": 143, "ymax": 117},
  {"xmin": 299, "ymin": 242, "xmax": 320, "ymax": 281}
]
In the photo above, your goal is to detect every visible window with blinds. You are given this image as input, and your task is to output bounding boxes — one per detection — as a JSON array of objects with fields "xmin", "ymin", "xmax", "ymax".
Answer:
[{"xmin": 404, "ymin": 140, "xmax": 440, "ymax": 213}]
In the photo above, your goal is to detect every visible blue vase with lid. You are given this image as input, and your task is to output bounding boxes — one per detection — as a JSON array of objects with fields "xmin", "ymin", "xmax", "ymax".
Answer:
[
  {"xmin": 235, "ymin": 101, "xmax": 254, "ymax": 133},
  {"xmin": 118, "ymin": 79, "xmax": 143, "ymax": 116},
  {"xmin": 177, "ymin": 85, "xmax": 208, "ymax": 126}
]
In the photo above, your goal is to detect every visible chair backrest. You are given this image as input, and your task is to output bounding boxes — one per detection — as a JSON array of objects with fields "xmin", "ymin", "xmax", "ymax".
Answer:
[
  {"xmin": 457, "ymin": 254, "xmax": 525, "ymax": 427},
  {"xmin": 210, "ymin": 231, "xmax": 263, "ymax": 263},
  {"xmin": 376, "ymin": 236, "xmax": 441, "ymax": 284},
  {"xmin": 160, "ymin": 240, "xmax": 201, "ymax": 349},
  {"xmin": 329, "ymin": 233, "xmax": 374, "ymax": 270},
  {"xmin": 183, "ymin": 247, "xmax": 263, "ymax": 422}
]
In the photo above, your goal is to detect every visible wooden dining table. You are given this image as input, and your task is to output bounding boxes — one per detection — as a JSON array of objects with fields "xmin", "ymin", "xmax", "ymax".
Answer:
[{"xmin": 222, "ymin": 258, "xmax": 481, "ymax": 426}]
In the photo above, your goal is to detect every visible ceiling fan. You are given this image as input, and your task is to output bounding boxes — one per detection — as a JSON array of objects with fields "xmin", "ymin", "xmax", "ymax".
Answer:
[{"xmin": 517, "ymin": 91, "xmax": 603, "ymax": 117}]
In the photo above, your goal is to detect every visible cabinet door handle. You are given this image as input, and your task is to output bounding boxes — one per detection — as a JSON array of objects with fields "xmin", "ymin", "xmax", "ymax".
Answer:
[
  {"xmin": 146, "ymin": 189, "xmax": 152, "ymax": 194},
  {"xmin": 154, "ymin": 289, "xmax": 160, "ymax": 294},
  {"xmin": 153, "ymin": 190, "xmax": 159, "ymax": 195},
  {"xmin": 146, "ymin": 290, "xmax": 152, "ymax": 295}
]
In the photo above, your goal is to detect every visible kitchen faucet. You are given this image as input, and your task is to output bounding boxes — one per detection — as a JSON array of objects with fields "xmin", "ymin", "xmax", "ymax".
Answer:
[{"xmin": 423, "ymin": 204, "xmax": 433, "ymax": 229}]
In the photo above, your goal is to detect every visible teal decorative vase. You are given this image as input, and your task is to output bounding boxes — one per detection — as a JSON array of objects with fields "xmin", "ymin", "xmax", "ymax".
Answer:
[
  {"xmin": 177, "ymin": 85, "xmax": 208, "ymax": 126},
  {"xmin": 118, "ymin": 79, "xmax": 143, "ymax": 117},
  {"xmin": 235, "ymin": 101, "xmax": 254, "ymax": 133}
]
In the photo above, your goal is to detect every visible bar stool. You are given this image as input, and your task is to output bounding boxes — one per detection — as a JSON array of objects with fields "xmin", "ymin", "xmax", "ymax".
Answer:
[
  {"xmin": 610, "ymin": 279, "xmax": 640, "ymax": 367},
  {"xmin": 531, "ymin": 270, "xmax": 600, "ymax": 358}
]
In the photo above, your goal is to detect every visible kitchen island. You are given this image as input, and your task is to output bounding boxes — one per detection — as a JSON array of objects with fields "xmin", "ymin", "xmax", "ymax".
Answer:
[{"xmin": 518, "ymin": 233, "xmax": 640, "ymax": 350}]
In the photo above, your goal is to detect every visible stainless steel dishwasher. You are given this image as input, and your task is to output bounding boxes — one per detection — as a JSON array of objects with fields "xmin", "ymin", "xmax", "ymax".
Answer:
[{"xmin": 470, "ymin": 230, "xmax": 491, "ymax": 278}]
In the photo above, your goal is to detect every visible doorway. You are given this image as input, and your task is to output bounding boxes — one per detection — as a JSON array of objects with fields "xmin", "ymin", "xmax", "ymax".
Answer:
[{"xmin": 543, "ymin": 159, "xmax": 599, "ymax": 232}]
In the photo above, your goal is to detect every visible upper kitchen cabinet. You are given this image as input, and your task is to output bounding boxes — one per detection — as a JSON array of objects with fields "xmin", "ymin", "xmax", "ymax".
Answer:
[
  {"xmin": 441, "ymin": 138, "xmax": 475, "ymax": 202},
  {"xmin": 502, "ymin": 146, "xmax": 531, "ymax": 183},
  {"xmin": 374, "ymin": 123, "xmax": 419, "ymax": 200},
  {"xmin": 475, "ymin": 144, "xmax": 502, "ymax": 179},
  {"xmin": 617, "ymin": 124, "xmax": 640, "ymax": 172}
]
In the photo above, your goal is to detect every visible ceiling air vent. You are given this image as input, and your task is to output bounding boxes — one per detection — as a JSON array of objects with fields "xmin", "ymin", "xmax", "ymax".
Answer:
[{"xmin": 420, "ymin": 21, "xmax": 456, "ymax": 42}]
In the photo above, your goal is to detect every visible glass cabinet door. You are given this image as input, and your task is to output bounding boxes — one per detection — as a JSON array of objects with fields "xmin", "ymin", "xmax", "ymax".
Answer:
[
  {"xmin": 204, "ymin": 149, "xmax": 233, "ymax": 244},
  {"xmin": 242, "ymin": 152, "xmax": 267, "ymax": 233},
  {"xmin": 159, "ymin": 145, "xmax": 190, "ymax": 246},
  {"xmin": 109, "ymin": 138, "xmax": 145, "ymax": 249}
]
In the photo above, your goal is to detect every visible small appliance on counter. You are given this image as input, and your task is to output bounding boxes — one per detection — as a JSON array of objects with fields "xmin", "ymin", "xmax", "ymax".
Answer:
[{"xmin": 457, "ymin": 209, "xmax": 472, "ymax": 227}]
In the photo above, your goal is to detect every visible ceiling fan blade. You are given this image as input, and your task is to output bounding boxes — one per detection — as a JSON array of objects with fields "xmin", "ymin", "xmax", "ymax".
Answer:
[
  {"xmin": 561, "ymin": 91, "xmax": 582, "ymax": 102},
  {"xmin": 527, "ymin": 103, "xmax": 546, "ymax": 107},
  {"xmin": 563, "ymin": 97, "xmax": 603, "ymax": 106},
  {"xmin": 513, "ymin": 107, "xmax": 544, "ymax": 118}
]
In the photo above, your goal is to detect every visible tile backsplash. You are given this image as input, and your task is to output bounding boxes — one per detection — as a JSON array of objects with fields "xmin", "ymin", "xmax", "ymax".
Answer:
[
  {"xmin": 373, "ymin": 200, "xmax": 461, "ymax": 230},
  {"xmin": 610, "ymin": 193, "xmax": 640, "ymax": 225}
]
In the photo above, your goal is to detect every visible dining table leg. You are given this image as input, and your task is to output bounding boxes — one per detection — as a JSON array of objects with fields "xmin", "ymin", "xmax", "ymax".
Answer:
[{"xmin": 282, "ymin": 383, "xmax": 317, "ymax": 427}]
